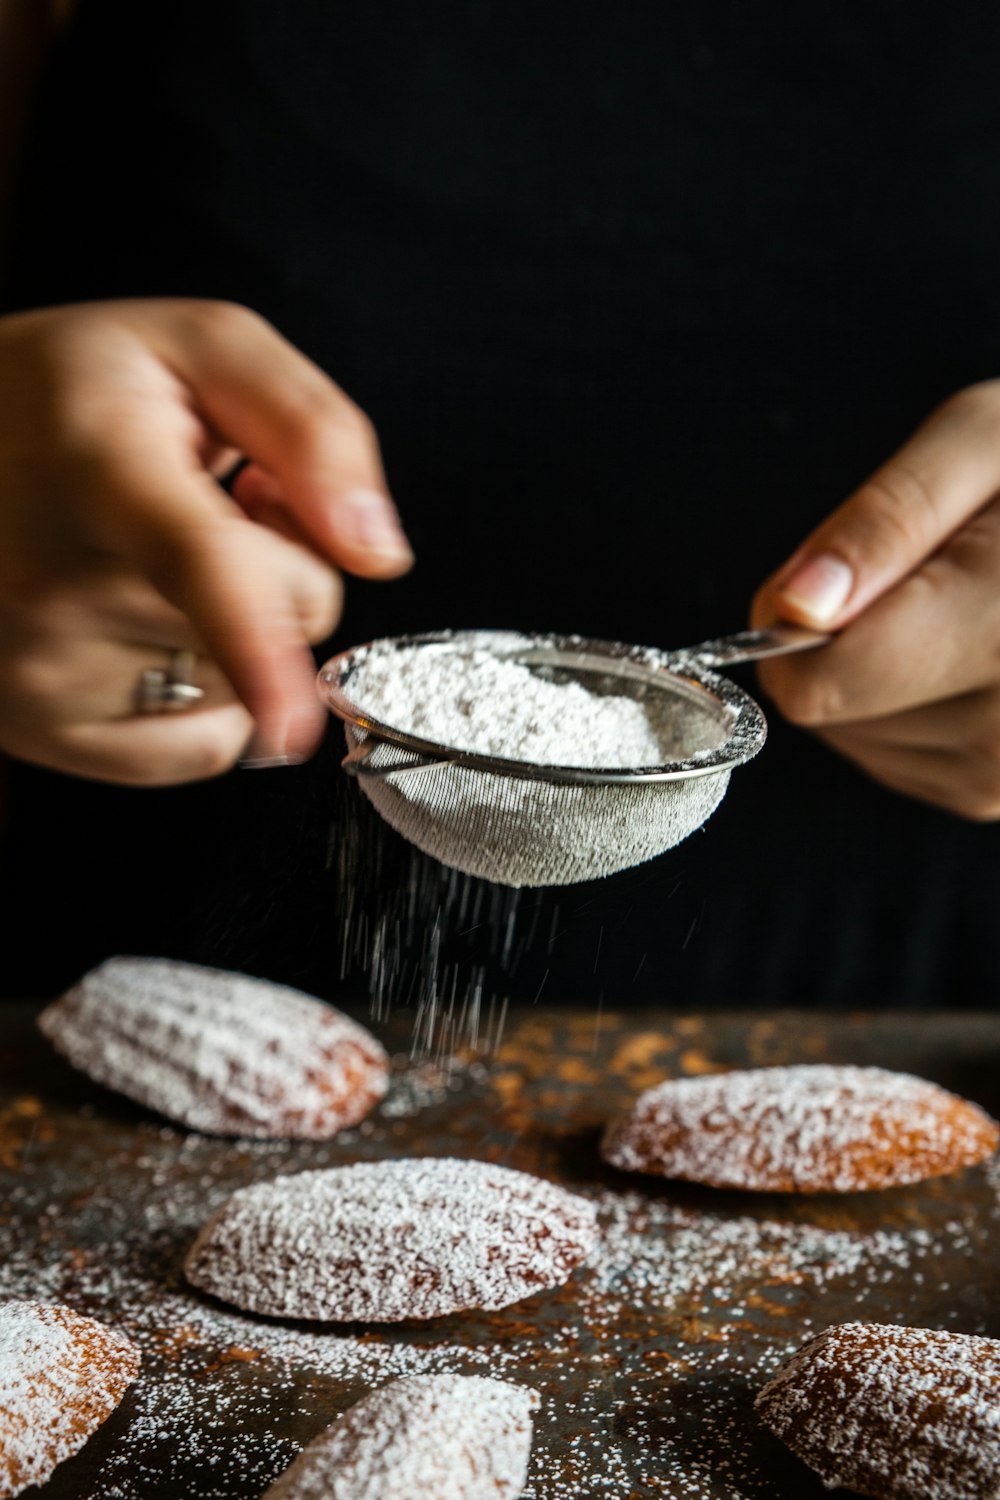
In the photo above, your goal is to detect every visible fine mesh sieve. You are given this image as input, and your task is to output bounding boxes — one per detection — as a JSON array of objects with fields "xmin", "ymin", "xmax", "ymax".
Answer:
[{"xmin": 317, "ymin": 627, "xmax": 826, "ymax": 888}]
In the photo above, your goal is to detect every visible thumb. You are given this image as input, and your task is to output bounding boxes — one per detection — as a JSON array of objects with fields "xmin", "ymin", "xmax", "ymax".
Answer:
[{"xmin": 755, "ymin": 384, "xmax": 1000, "ymax": 630}]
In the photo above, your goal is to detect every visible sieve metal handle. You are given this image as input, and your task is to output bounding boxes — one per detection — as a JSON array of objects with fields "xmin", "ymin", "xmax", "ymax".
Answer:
[
  {"xmin": 342, "ymin": 736, "xmax": 454, "ymax": 781},
  {"xmin": 678, "ymin": 625, "xmax": 830, "ymax": 669}
]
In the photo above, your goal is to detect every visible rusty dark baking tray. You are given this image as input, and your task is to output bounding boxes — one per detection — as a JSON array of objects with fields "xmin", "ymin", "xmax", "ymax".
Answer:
[{"xmin": 2, "ymin": 1000, "xmax": 998, "ymax": 1498}]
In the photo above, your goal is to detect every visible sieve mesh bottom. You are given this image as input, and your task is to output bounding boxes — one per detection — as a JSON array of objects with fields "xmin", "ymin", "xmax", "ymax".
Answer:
[{"xmin": 346, "ymin": 727, "xmax": 730, "ymax": 887}]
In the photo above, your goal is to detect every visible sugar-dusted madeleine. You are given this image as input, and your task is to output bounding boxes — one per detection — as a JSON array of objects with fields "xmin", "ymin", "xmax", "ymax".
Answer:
[
  {"xmin": 185, "ymin": 1157, "xmax": 599, "ymax": 1321},
  {"xmin": 263, "ymin": 1375, "xmax": 539, "ymax": 1499},
  {"xmin": 756, "ymin": 1322, "xmax": 1000, "ymax": 1500},
  {"xmin": 601, "ymin": 1064, "xmax": 999, "ymax": 1192},
  {"xmin": 38, "ymin": 956, "xmax": 389, "ymax": 1139},
  {"xmin": 0, "ymin": 1299, "xmax": 139, "ymax": 1499}
]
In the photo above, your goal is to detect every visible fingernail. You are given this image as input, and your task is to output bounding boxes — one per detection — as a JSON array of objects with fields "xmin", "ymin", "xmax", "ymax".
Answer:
[
  {"xmin": 776, "ymin": 553, "xmax": 854, "ymax": 623},
  {"xmin": 239, "ymin": 752, "xmax": 305, "ymax": 770},
  {"xmin": 342, "ymin": 488, "xmax": 414, "ymax": 560},
  {"xmin": 239, "ymin": 730, "xmax": 305, "ymax": 769}
]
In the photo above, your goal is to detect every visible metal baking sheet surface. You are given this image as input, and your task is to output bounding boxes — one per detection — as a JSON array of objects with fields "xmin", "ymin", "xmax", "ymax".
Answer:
[{"xmin": 2, "ymin": 1001, "xmax": 998, "ymax": 1498}]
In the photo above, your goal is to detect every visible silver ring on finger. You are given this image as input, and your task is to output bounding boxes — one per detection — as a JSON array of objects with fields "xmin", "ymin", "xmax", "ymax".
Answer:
[{"xmin": 137, "ymin": 650, "xmax": 206, "ymax": 715}]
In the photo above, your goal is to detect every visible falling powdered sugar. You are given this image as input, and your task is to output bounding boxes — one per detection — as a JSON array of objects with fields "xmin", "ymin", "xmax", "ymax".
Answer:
[
  {"xmin": 346, "ymin": 644, "xmax": 667, "ymax": 768},
  {"xmin": 262, "ymin": 1374, "xmax": 540, "ymax": 1499}
]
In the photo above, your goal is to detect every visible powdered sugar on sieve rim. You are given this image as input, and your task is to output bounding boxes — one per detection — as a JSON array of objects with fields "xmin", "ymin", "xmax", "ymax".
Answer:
[{"xmin": 323, "ymin": 630, "xmax": 762, "ymax": 775}]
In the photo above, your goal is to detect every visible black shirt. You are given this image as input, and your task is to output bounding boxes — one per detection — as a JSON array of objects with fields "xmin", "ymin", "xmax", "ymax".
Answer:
[{"xmin": 3, "ymin": 1, "xmax": 1000, "ymax": 1007}]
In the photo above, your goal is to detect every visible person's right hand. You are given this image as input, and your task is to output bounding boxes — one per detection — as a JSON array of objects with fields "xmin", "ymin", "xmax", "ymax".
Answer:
[{"xmin": 0, "ymin": 299, "xmax": 413, "ymax": 785}]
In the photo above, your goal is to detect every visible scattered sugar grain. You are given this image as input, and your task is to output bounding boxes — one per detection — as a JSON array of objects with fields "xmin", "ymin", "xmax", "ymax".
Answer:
[
  {"xmin": 4, "ymin": 1055, "xmax": 999, "ymax": 1500},
  {"xmin": 3, "ymin": 1155, "xmax": 995, "ymax": 1499}
]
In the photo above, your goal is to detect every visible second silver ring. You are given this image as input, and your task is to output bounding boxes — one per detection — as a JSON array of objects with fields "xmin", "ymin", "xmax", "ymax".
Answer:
[{"xmin": 137, "ymin": 650, "xmax": 206, "ymax": 715}]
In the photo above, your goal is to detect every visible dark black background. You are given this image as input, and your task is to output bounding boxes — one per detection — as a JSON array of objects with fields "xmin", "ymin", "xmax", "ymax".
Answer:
[{"xmin": 2, "ymin": 1, "xmax": 999, "ymax": 1006}]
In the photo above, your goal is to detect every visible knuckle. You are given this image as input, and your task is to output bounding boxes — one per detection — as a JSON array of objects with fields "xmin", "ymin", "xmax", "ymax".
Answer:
[
  {"xmin": 31, "ymin": 303, "xmax": 115, "ymax": 356},
  {"xmin": 939, "ymin": 379, "xmax": 1000, "ymax": 425},
  {"xmin": 284, "ymin": 382, "xmax": 375, "ymax": 452},
  {"xmin": 183, "ymin": 721, "xmax": 245, "ymax": 781},
  {"xmin": 953, "ymin": 791, "xmax": 1000, "ymax": 823},
  {"xmin": 853, "ymin": 462, "xmax": 941, "ymax": 554},
  {"xmin": 282, "ymin": 379, "xmax": 343, "ymax": 434},
  {"xmin": 126, "ymin": 720, "xmax": 245, "ymax": 786},
  {"xmin": 4, "ymin": 649, "xmax": 64, "ymax": 704},
  {"xmin": 974, "ymin": 734, "xmax": 1000, "ymax": 770},
  {"xmin": 179, "ymin": 298, "xmax": 266, "ymax": 345},
  {"xmin": 940, "ymin": 751, "xmax": 1000, "ymax": 821},
  {"xmin": 301, "ymin": 571, "xmax": 343, "ymax": 644},
  {"xmin": 936, "ymin": 511, "xmax": 1000, "ymax": 575},
  {"xmin": 339, "ymin": 399, "xmax": 378, "ymax": 445}
]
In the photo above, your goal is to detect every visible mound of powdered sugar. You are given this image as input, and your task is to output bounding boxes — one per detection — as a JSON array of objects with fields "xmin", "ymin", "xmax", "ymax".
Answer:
[
  {"xmin": 755, "ymin": 1322, "xmax": 1000, "ymax": 1500},
  {"xmin": 39, "ymin": 958, "xmax": 389, "ymax": 1140},
  {"xmin": 0, "ymin": 1299, "xmax": 139, "ymax": 1498},
  {"xmin": 263, "ymin": 1374, "xmax": 539, "ymax": 1499},
  {"xmin": 184, "ymin": 1157, "xmax": 600, "ymax": 1321},
  {"xmin": 601, "ymin": 1064, "xmax": 1000, "ymax": 1193},
  {"xmin": 346, "ymin": 644, "xmax": 668, "ymax": 767}
]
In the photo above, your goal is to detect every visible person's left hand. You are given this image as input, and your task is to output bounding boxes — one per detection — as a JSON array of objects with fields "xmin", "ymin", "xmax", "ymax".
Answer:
[{"xmin": 751, "ymin": 380, "xmax": 1000, "ymax": 820}]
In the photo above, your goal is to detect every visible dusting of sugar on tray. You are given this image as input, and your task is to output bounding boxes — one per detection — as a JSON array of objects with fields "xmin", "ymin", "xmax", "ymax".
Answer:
[
  {"xmin": 5, "ymin": 1004, "xmax": 1000, "ymax": 1498},
  {"xmin": 3, "ymin": 1142, "xmax": 998, "ymax": 1498}
]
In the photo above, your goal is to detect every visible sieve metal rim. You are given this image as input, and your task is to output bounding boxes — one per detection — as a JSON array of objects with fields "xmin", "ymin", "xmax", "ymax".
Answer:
[{"xmin": 317, "ymin": 629, "xmax": 767, "ymax": 786}]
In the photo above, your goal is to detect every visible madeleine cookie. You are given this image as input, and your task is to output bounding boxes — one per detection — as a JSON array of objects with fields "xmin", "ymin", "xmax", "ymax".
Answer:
[
  {"xmin": 185, "ymin": 1157, "xmax": 598, "ymax": 1320},
  {"xmin": 755, "ymin": 1322, "xmax": 1000, "ymax": 1500},
  {"xmin": 601, "ymin": 1064, "xmax": 998, "ymax": 1192},
  {"xmin": 0, "ymin": 1299, "xmax": 139, "ymax": 1499},
  {"xmin": 39, "ymin": 956, "xmax": 388, "ymax": 1139},
  {"xmin": 263, "ymin": 1375, "xmax": 539, "ymax": 1499}
]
